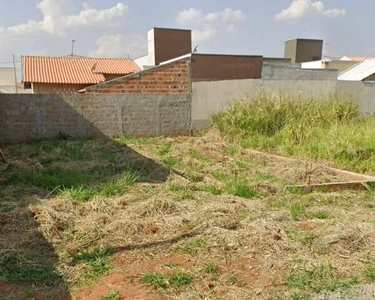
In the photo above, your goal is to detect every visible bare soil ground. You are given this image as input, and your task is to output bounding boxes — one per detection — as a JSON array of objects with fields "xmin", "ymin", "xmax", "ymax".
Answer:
[{"xmin": 1, "ymin": 131, "xmax": 375, "ymax": 300}]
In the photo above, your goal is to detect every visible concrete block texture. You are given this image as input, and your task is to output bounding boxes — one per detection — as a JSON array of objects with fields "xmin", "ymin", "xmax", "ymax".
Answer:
[
  {"xmin": 0, "ymin": 93, "xmax": 191, "ymax": 144},
  {"xmin": 191, "ymin": 79, "xmax": 375, "ymax": 130},
  {"xmin": 262, "ymin": 64, "xmax": 338, "ymax": 80}
]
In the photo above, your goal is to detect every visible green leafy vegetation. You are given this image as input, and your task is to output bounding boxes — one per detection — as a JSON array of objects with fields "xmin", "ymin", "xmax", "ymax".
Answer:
[
  {"xmin": 287, "ymin": 230, "xmax": 316, "ymax": 246},
  {"xmin": 188, "ymin": 148, "xmax": 210, "ymax": 161},
  {"xmin": 61, "ymin": 186, "xmax": 97, "ymax": 202},
  {"xmin": 71, "ymin": 247, "xmax": 113, "ymax": 281},
  {"xmin": 156, "ymin": 143, "xmax": 172, "ymax": 156},
  {"xmin": 162, "ymin": 157, "xmax": 180, "ymax": 168},
  {"xmin": 0, "ymin": 251, "xmax": 60, "ymax": 286},
  {"xmin": 99, "ymin": 171, "xmax": 139, "ymax": 197},
  {"xmin": 311, "ymin": 211, "xmax": 329, "ymax": 220},
  {"xmin": 196, "ymin": 184, "xmax": 222, "ymax": 195},
  {"xmin": 226, "ymin": 273, "xmax": 246, "ymax": 287},
  {"xmin": 224, "ymin": 177, "xmax": 260, "ymax": 199},
  {"xmin": 168, "ymin": 183, "xmax": 194, "ymax": 201},
  {"xmin": 115, "ymin": 134, "xmax": 152, "ymax": 146},
  {"xmin": 203, "ymin": 262, "xmax": 219, "ymax": 279},
  {"xmin": 287, "ymin": 263, "xmax": 358, "ymax": 294},
  {"xmin": 101, "ymin": 291, "xmax": 121, "ymax": 300},
  {"xmin": 291, "ymin": 204, "xmax": 307, "ymax": 221},
  {"xmin": 212, "ymin": 93, "xmax": 375, "ymax": 173},
  {"xmin": 364, "ymin": 264, "xmax": 375, "ymax": 282},
  {"xmin": 141, "ymin": 271, "xmax": 193, "ymax": 289},
  {"xmin": 175, "ymin": 239, "xmax": 207, "ymax": 255}
]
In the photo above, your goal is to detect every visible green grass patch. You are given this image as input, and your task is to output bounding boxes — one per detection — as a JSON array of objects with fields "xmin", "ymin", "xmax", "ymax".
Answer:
[
  {"xmin": 100, "ymin": 171, "xmax": 139, "ymax": 197},
  {"xmin": 0, "ymin": 251, "xmax": 61, "ymax": 286},
  {"xmin": 364, "ymin": 264, "xmax": 375, "ymax": 282},
  {"xmin": 6, "ymin": 168, "xmax": 93, "ymax": 190},
  {"xmin": 61, "ymin": 186, "xmax": 97, "ymax": 202},
  {"xmin": 224, "ymin": 145, "xmax": 239, "ymax": 156},
  {"xmin": 101, "ymin": 291, "xmax": 121, "ymax": 300},
  {"xmin": 59, "ymin": 170, "xmax": 139, "ymax": 201},
  {"xmin": 311, "ymin": 211, "xmax": 329, "ymax": 220},
  {"xmin": 287, "ymin": 230, "xmax": 316, "ymax": 246},
  {"xmin": 71, "ymin": 247, "xmax": 113, "ymax": 281},
  {"xmin": 188, "ymin": 149, "xmax": 210, "ymax": 161},
  {"xmin": 257, "ymin": 172, "xmax": 278, "ymax": 182},
  {"xmin": 115, "ymin": 134, "xmax": 152, "ymax": 146},
  {"xmin": 226, "ymin": 273, "xmax": 246, "ymax": 287},
  {"xmin": 196, "ymin": 184, "xmax": 222, "ymax": 195},
  {"xmin": 141, "ymin": 271, "xmax": 193, "ymax": 290},
  {"xmin": 212, "ymin": 93, "xmax": 375, "ymax": 173},
  {"xmin": 203, "ymin": 262, "xmax": 219, "ymax": 279},
  {"xmin": 162, "ymin": 157, "xmax": 180, "ymax": 168},
  {"xmin": 156, "ymin": 143, "xmax": 172, "ymax": 156},
  {"xmin": 287, "ymin": 263, "xmax": 358, "ymax": 294},
  {"xmin": 224, "ymin": 178, "xmax": 260, "ymax": 199},
  {"xmin": 291, "ymin": 204, "xmax": 306, "ymax": 221},
  {"xmin": 168, "ymin": 184, "xmax": 194, "ymax": 201},
  {"xmin": 175, "ymin": 239, "xmax": 207, "ymax": 255}
]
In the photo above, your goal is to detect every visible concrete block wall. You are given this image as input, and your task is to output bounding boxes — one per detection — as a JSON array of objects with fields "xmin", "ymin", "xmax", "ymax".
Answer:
[
  {"xmin": 337, "ymin": 81, "xmax": 375, "ymax": 115},
  {"xmin": 0, "ymin": 94, "xmax": 191, "ymax": 144},
  {"xmin": 262, "ymin": 63, "xmax": 338, "ymax": 80},
  {"xmin": 191, "ymin": 79, "xmax": 375, "ymax": 130},
  {"xmin": 83, "ymin": 58, "xmax": 190, "ymax": 94}
]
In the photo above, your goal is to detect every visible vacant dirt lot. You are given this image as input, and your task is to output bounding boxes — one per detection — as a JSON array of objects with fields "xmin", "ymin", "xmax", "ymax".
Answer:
[{"xmin": 1, "ymin": 131, "xmax": 375, "ymax": 300}]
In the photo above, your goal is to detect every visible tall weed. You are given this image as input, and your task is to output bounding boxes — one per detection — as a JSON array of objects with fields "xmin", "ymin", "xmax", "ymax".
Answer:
[{"xmin": 212, "ymin": 93, "xmax": 375, "ymax": 172}]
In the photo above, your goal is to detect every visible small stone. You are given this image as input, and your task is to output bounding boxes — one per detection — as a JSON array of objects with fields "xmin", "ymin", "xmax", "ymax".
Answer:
[{"xmin": 34, "ymin": 162, "xmax": 44, "ymax": 171}]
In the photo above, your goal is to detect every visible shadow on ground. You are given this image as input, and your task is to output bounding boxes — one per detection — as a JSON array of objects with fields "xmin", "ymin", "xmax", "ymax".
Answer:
[
  {"xmin": 0, "ymin": 94, "xmax": 172, "ymax": 299},
  {"xmin": 0, "ymin": 138, "xmax": 170, "ymax": 299}
]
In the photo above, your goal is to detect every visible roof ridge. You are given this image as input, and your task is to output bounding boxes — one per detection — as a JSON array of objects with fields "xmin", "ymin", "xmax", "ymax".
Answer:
[
  {"xmin": 22, "ymin": 55, "xmax": 139, "ymax": 84},
  {"xmin": 23, "ymin": 55, "xmax": 133, "ymax": 61}
]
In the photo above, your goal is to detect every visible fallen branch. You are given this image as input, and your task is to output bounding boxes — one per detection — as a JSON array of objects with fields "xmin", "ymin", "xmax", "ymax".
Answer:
[
  {"xmin": 111, "ymin": 222, "xmax": 239, "ymax": 254},
  {"xmin": 112, "ymin": 224, "xmax": 207, "ymax": 253}
]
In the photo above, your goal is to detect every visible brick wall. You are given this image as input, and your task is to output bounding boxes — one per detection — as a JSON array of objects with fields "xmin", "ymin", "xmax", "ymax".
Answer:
[
  {"xmin": 84, "ymin": 58, "xmax": 190, "ymax": 94},
  {"xmin": 0, "ymin": 94, "xmax": 191, "ymax": 144}
]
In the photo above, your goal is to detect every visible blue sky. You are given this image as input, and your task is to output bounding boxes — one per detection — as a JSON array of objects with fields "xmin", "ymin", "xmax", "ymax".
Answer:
[{"xmin": 0, "ymin": 0, "xmax": 373, "ymax": 65}]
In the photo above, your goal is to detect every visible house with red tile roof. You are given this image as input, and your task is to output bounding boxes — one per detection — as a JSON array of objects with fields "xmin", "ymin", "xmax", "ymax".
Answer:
[{"xmin": 22, "ymin": 56, "xmax": 140, "ymax": 94}]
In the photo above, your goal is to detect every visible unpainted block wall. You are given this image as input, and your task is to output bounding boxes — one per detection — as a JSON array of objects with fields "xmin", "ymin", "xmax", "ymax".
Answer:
[
  {"xmin": 84, "ymin": 58, "xmax": 190, "ymax": 94},
  {"xmin": 262, "ymin": 64, "xmax": 338, "ymax": 80},
  {"xmin": 192, "ymin": 79, "xmax": 375, "ymax": 130},
  {"xmin": 0, "ymin": 94, "xmax": 191, "ymax": 144}
]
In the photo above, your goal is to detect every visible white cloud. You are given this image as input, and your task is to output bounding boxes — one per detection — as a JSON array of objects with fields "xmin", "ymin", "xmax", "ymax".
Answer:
[
  {"xmin": 177, "ymin": 7, "xmax": 246, "ymax": 42},
  {"xmin": 204, "ymin": 8, "xmax": 246, "ymax": 23},
  {"xmin": 0, "ymin": 1, "xmax": 127, "ymax": 37},
  {"xmin": 177, "ymin": 8, "xmax": 202, "ymax": 24},
  {"xmin": 63, "ymin": 3, "xmax": 126, "ymax": 28},
  {"xmin": 90, "ymin": 33, "xmax": 147, "ymax": 58},
  {"xmin": 192, "ymin": 28, "xmax": 217, "ymax": 42},
  {"xmin": 275, "ymin": 0, "xmax": 346, "ymax": 21}
]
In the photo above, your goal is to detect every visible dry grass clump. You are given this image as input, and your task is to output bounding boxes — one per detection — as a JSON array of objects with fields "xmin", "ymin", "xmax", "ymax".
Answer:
[
  {"xmin": 132, "ymin": 198, "xmax": 184, "ymax": 217},
  {"xmin": 261, "ymin": 158, "xmax": 347, "ymax": 185},
  {"xmin": 5, "ymin": 130, "xmax": 375, "ymax": 299},
  {"xmin": 212, "ymin": 93, "xmax": 375, "ymax": 174},
  {"xmin": 313, "ymin": 224, "xmax": 375, "ymax": 255}
]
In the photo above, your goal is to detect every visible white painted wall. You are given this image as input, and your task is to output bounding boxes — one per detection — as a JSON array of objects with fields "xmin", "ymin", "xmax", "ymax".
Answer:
[
  {"xmin": 301, "ymin": 61, "xmax": 324, "ymax": 69},
  {"xmin": 134, "ymin": 28, "xmax": 156, "ymax": 70},
  {"xmin": 0, "ymin": 68, "xmax": 15, "ymax": 86}
]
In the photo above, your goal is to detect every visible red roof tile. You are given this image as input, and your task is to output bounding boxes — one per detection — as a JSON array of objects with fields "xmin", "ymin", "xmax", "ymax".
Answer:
[{"xmin": 23, "ymin": 56, "xmax": 140, "ymax": 85}]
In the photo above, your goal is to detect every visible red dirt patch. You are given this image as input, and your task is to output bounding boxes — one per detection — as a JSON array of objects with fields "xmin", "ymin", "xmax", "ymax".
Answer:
[
  {"xmin": 75, "ymin": 273, "xmax": 166, "ymax": 300},
  {"xmin": 76, "ymin": 254, "xmax": 197, "ymax": 300}
]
